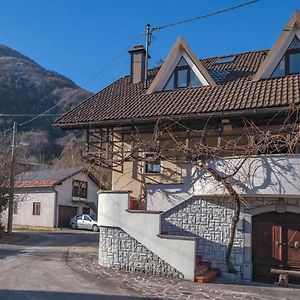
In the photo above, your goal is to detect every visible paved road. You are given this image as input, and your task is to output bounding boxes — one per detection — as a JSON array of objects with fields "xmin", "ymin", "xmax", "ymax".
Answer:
[{"xmin": 0, "ymin": 230, "xmax": 145, "ymax": 300}]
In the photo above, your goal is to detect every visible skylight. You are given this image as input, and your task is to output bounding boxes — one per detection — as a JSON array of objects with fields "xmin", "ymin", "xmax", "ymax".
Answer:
[{"xmin": 217, "ymin": 55, "xmax": 236, "ymax": 63}]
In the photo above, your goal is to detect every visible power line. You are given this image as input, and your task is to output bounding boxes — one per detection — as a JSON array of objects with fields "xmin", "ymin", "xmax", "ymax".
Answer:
[
  {"xmin": 0, "ymin": 113, "xmax": 61, "ymax": 117},
  {"xmin": 17, "ymin": 31, "xmax": 144, "ymax": 128},
  {"xmin": 0, "ymin": 1, "xmax": 260, "ymax": 132},
  {"xmin": 152, "ymin": 0, "xmax": 260, "ymax": 31}
]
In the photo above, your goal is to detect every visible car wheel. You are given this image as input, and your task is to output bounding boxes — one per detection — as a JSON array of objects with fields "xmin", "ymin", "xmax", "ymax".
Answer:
[
  {"xmin": 92, "ymin": 224, "xmax": 99, "ymax": 232},
  {"xmin": 71, "ymin": 223, "xmax": 76, "ymax": 229}
]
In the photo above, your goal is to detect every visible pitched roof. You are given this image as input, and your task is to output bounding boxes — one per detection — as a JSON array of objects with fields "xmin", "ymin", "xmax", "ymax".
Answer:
[
  {"xmin": 253, "ymin": 11, "xmax": 300, "ymax": 81},
  {"xmin": 16, "ymin": 167, "xmax": 84, "ymax": 188},
  {"xmin": 54, "ymin": 48, "xmax": 300, "ymax": 128},
  {"xmin": 146, "ymin": 36, "xmax": 216, "ymax": 94}
]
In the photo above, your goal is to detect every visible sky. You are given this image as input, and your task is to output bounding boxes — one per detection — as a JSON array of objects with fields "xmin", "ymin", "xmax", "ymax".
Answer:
[{"xmin": 0, "ymin": 0, "xmax": 299, "ymax": 93}]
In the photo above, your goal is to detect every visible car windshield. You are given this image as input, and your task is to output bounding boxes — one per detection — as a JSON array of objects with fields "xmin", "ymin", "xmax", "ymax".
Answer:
[{"xmin": 90, "ymin": 215, "xmax": 97, "ymax": 221}]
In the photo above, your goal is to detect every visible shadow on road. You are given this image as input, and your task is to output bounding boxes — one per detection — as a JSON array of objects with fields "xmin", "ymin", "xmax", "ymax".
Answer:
[
  {"xmin": 0, "ymin": 290, "xmax": 150, "ymax": 300},
  {"xmin": 3, "ymin": 230, "xmax": 99, "ymax": 247}
]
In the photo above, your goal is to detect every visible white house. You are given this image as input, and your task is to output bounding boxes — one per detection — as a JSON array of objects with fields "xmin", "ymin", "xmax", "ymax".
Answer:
[
  {"xmin": 54, "ymin": 12, "xmax": 300, "ymax": 283},
  {"xmin": 13, "ymin": 167, "xmax": 99, "ymax": 228}
]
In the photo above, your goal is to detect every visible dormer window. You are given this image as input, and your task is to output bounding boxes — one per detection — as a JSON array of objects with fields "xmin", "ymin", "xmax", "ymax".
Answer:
[
  {"xmin": 271, "ymin": 37, "xmax": 300, "ymax": 78},
  {"xmin": 163, "ymin": 57, "xmax": 202, "ymax": 91}
]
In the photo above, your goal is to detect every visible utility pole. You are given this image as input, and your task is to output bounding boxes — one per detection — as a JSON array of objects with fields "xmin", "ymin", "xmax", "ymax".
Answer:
[
  {"xmin": 7, "ymin": 121, "xmax": 17, "ymax": 234},
  {"xmin": 144, "ymin": 23, "xmax": 152, "ymax": 86}
]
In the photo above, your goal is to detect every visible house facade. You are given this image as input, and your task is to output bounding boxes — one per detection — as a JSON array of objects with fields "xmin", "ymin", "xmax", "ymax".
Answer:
[
  {"xmin": 54, "ymin": 12, "xmax": 300, "ymax": 283},
  {"xmin": 13, "ymin": 167, "xmax": 99, "ymax": 228}
]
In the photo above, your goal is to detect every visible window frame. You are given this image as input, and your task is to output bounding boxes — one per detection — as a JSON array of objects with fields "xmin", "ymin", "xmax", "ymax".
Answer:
[
  {"xmin": 72, "ymin": 180, "xmax": 88, "ymax": 199},
  {"xmin": 174, "ymin": 64, "xmax": 190, "ymax": 89},
  {"xmin": 286, "ymin": 49, "xmax": 300, "ymax": 75},
  {"xmin": 144, "ymin": 153, "xmax": 161, "ymax": 174},
  {"xmin": 272, "ymin": 38, "xmax": 300, "ymax": 78},
  {"xmin": 32, "ymin": 202, "xmax": 41, "ymax": 216}
]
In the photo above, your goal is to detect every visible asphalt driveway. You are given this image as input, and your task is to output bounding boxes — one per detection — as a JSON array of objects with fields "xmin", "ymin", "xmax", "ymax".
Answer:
[{"xmin": 0, "ymin": 230, "xmax": 146, "ymax": 300}]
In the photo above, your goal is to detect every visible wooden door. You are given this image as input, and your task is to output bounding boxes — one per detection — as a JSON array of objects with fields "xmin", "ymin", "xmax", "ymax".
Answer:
[
  {"xmin": 252, "ymin": 213, "xmax": 282, "ymax": 282},
  {"xmin": 286, "ymin": 213, "xmax": 300, "ymax": 283},
  {"xmin": 252, "ymin": 212, "xmax": 300, "ymax": 283},
  {"xmin": 58, "ymin": 205, "xmax": 78, "ymax": 228}
]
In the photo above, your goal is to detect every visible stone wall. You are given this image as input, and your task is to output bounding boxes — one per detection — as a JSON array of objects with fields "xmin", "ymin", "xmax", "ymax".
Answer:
[
  {"xmin": 99, "ymin": 226, "xmax": 184, "ymax": 279},
  {"xmin": 161, "ymin": 196, "xmax": 245, "ymax": 276},
  {"xmin": 161, "ymin": 196, "xmax": 300, "ymax": 279}
]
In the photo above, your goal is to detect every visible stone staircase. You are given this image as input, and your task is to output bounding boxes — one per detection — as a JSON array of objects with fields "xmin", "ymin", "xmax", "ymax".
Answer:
[
  {"xmin": 99, "ymin": 191, "xmax": 222, "ymax": 283},
  {"xmin": 160, "ymin": 230, "xmax": 221, "ymax": 283},
  {"xmin": 194, "ymin": 255, "xmax": 220, "ymax": 283}
]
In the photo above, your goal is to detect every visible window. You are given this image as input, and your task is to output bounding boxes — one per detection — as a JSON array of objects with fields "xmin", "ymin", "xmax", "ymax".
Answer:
[
  {"xmin": 83, "ymin": 215, "xmax": 91, "ymax": 221},
  {"xmin": 163, "ymin": 57, "xmax": 202, "ymax": 91},
  {"xmin": 217, "ymin": 55, "xmax": 236, "ymax": 63},
  {"xmin": 72, "ymin": 180, "xmax": 88, "ymax": 199},
  {"xmin": 13, "ymin": 202, "xmax": 18, "ymax": 214},
  {"xmin": 144, "ymin": 153, "xmax": 161, "ymax": 174},
  {"xmin": 271, "ymin": 37, "xmax": 300, "ymax": 78},
  {"xmin": 33, "ymin": 202, "xmax": 41, "ymax": 216}
]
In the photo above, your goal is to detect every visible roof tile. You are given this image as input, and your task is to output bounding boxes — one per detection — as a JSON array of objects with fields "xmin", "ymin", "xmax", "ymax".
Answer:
[{"xmin": 54, "ymin": 49, "xmax": 300, "ymax": 127}]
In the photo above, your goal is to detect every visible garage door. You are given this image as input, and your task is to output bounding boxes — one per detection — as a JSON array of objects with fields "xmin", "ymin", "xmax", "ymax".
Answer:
[{"xmin": 58, "ymin": 205, "xmax": 78, "ymax": 228}]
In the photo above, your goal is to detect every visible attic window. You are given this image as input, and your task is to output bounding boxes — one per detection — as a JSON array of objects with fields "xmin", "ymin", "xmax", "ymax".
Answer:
[
  {"xmin": 217, "ymin": 55, "xmax": 236, "ymax": 63},
  {"xmin": 271, "ymin": 37, "xmax": 300, "ymax": 78},
  {"xmin": 163, "ymin": 57, "xmax": 202, "ymax": 91}
]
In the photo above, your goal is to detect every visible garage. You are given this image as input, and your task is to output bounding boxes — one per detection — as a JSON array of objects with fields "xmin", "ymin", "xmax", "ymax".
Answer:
[{"xmin": 58, "ymin": 205, "xmax": 78, "ymax": 228}]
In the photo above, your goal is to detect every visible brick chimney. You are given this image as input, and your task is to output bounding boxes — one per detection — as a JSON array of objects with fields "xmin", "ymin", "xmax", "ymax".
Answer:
[{"xmin": 128, "ymin": 45, "xmax": 146, "ymax": 84}]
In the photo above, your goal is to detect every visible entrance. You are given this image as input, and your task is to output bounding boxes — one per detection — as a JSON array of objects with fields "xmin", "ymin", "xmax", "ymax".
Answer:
[
  {"xmin": 252, "ymin": 212, "xmax": 300, "ymax": 283},
  {"xmin": 58, "ymin": 205, "xmax": 78, "ymax": 228}
]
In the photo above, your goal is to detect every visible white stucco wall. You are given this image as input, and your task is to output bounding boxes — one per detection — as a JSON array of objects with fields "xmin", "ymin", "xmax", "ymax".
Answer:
[
  {"xmin": 147, "ymin": 155, "xmax": 300, "ymax": 211},
  {"xmin": 12, "ymin": 171, "xmax": 99, "ymax": 228},
  {"xmin": 13, "ymin": 189, "xmax": 56, "ymax": 228},
  {"xmin": 55, "ymin": 172, "xmax": 99, "ymax": 212},
  {"xmin": 98, "ymin": 191, "xmax": 196, "ymax": 280}
]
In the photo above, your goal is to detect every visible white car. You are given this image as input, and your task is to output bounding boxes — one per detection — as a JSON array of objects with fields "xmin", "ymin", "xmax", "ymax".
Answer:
[{"xmin": 69, "ymin": 214, "xmax": 99, "ymax": 232}]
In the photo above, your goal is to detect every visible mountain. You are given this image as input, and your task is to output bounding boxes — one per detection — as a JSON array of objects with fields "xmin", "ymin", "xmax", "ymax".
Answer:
[{"xmin": 0, "ymin": 44, "xmax": 91, "ymax": 163}]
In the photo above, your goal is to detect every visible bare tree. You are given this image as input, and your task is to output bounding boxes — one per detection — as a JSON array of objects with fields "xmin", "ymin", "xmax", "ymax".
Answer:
[
  {"xmin": 52, "ymin": 136, "xmax": 111, "ymax": 190},
  {"xmin": 80, "ymin": 104, "xmax": 300, "ymax": 273},
  {"xmin": 0, "ymin": 137, "xmax": 13, "ymax": 237}
]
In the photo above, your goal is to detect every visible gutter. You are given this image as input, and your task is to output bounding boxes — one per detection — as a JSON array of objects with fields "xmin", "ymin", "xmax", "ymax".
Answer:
[{"xmin": 54, "ymin": 106, "xmax": 290, "ymax": 129}]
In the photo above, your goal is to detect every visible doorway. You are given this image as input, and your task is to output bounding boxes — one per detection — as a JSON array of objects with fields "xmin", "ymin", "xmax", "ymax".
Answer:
[{"xmin": 252, "ymin": 212, "xmax": 300, "ymax": 283}]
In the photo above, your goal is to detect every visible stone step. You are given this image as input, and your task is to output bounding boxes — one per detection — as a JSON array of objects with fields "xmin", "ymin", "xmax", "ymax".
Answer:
[
  {"xmin": 196, "ymin": 264, "xmax": 209, "ymax": 275},
  {"xmin": 194, "ymin": 270, "xmax": 219, "ymax": 283}
]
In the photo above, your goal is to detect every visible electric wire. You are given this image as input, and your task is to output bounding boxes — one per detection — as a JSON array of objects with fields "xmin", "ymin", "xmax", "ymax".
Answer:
[
  {"xmin": 0, "ymin": 114, "xmax": 61, "ymax": 117},
  {"xmin": 0, "ymin": 0, "xmax": 261, "ymax": 133},
  {"xmin": 152, "ymin": 0, "xmax": 260, "ymax": 31},
  {"xmin": 15, "ymin": 31, "xmax": 144, "ymax": 128}
]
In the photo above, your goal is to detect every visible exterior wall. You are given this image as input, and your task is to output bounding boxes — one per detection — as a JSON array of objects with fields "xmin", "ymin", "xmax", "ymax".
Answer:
[
  {"xmin": 112, "ymin": 127, "xmax": 298, "ymax": 206},
  {"xmin": 99, "ymin": 226, "xmax": 184, "ymax": 278},
  {"xmin": 161, "ymin": 195, "xmax": 300, "ymax": 280},
  {"xmin": 12, "ymin": 172, "xmax": 99, "ymax": 228},
  {"xmin": 55, "ymin": 172, "xmax": 99, "ymax": 214},
  {"xmin": 112, "ymin": 133, "xmax": 182, "ymax": 200},
  {"xmin": 98, "ymin": 191, "xmax": 196, "ymax": 280},
  {"xmin": 147, "ymin": 155, "xmax": 300, "ymax": 211},
  {"xmin": 13, "ymin": 187, "xmax": 56, "ymax": 228}
]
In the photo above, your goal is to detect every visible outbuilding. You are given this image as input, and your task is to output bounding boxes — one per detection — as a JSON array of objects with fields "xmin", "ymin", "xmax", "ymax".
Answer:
[{"xmin": 13, "ymin": 167, "xmax": 99, "ymax": 229}]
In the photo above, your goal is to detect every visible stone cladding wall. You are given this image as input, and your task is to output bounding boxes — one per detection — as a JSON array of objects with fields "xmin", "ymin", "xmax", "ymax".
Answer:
[
  {"xmin": 161, "ymin": 196, "xmax": 300, "ymax": 279},
  {"xmin": 161, "ymin": 196, "xmax": 244, "ymax": 275},
  {"xmin": 99, "ymin": 226, "xmax": 184, "ymax": 279}
]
